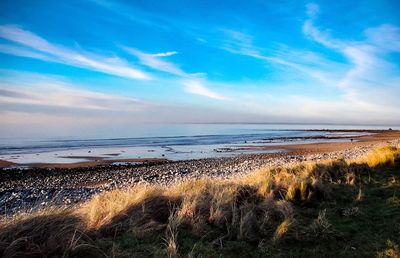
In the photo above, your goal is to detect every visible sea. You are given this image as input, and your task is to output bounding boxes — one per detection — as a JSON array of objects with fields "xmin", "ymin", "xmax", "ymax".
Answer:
[{"xmin": 0, "ymin": 123, "xmax": 397, "ymax": 165}]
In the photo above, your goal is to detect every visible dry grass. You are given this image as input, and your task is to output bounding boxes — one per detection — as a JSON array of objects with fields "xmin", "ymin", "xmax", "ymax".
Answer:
[
  {"xmin": 273, "ymin": 218, "xmax": 293, "ymax": 243},
  {"xmin": 357, "ymin": 145, "xmax": 400, "ymax": 167},
  {"xmin": 377, "ymin": 240, "xmax": 400, "ymax": 258},
  {"xmin": 83, "ymin": 185, "xmax": 162, "ymax": 230},
  {"xmin": 0, "ymin": 209, "xmax": 105, "ymax": 257},
  {"xmin": 1, "ymin": 145, "xmax": 399, "ymax": 257},
  {"xmin": 164, "ymin": 210, "xmax": 180, "ymax": 258},
  {"xmin": 308, "ymin": 209, "xmax": 333, "ymax": 239}
]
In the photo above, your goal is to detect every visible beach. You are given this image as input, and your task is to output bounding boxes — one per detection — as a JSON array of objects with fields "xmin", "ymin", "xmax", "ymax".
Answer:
[{"xmin": 1, "ymin": 130, "xmax": 399, "ymax": 215}]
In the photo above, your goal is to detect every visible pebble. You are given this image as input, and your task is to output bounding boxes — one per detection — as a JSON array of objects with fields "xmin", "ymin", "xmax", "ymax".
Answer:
[{"xmin": 1, "ymin": 140, "xmax": 399, "ymax": 215}]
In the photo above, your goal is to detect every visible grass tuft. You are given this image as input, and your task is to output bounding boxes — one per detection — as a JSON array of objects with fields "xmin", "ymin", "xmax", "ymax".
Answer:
[
  {"xmin": 0, "ymin": 209, "xmax": 105, "ymax": 257},
  {"xmin": 359, "ymin": 146, "xmax": 400, "ymax": 167},
  {"xmin": 377, "ymin": 240, "xmax": 400, "ymax": 258},
  {"xmin": 273, "ymin": 218, "xmax": 293, "ymax": 243},
  {"xmin": 308, "ymin": 209, "xmax": 333, "ymax": 239},
  {"xmin": 164, "ymin": 209, "xmax": 180, "ymax": 258}
]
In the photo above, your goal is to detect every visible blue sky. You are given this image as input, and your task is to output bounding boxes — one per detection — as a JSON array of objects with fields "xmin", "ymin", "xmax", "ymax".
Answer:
[{"xmin": 0, "ymin": 0, "xmax": 400, "ymax": 137}]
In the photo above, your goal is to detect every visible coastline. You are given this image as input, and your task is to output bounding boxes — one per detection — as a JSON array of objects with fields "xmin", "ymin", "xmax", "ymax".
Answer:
[
  {"xmin": 1, "ymin": 130, "xmax": 398, "ymax": 169},
  {"xmin": 1, "ymin": 130, "xmax": 400, "ymax": 215},
  {"xmin": 262, "ymin": 130, "xmax": 400, "ymax": 154}
]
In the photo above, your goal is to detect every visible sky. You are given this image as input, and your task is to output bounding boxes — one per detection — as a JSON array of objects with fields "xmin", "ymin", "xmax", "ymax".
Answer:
[{"xmin": 0, "ymin": 0, "xmax": 400, "ymax": 138}]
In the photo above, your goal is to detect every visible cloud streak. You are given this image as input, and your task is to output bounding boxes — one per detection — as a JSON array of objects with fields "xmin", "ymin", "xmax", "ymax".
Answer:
[
  {"xmin": 302, "ymin": 3, "xmax": 400, "ymax": 110},
  {"xmin": 123, "ymin": 47, "xmax": 231, "ymax": 100},
  {"xmin": 183, "ymin": 80, "xmax": 229, "ymax": 100},
  {"xmin": 151, "ymin": 51, "xmax": 178, "ymax": 57},
  {"xmin": 215, "ymin": 28, "xmax": 343, "ymax": 85},
  {"xmin": 123, "ymin": 47, "xmax": 186, "ymax": 76},
  {"xmin": 210, "ymin": 3, "xmax": 400, "ymax": 120},
  {"xmin": 0, "ymin": 25, "xmax": 151, "ymax": 80},
  {"xmin": 0, "ymin": 72, "xmax": 151, "ymax": 112},
  {"xmin": 0, "ymin": 24, "xmax": 231, "ymax": 102}
]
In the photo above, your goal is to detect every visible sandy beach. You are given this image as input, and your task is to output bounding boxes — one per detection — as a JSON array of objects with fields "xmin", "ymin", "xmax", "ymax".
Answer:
[
  {"xmin": 1, "ymin": 130, "xmax": 398, "ymax": 169},
  {"xmin": 271, "ymin": 130, "xmax": 400, "ymax": 154}
]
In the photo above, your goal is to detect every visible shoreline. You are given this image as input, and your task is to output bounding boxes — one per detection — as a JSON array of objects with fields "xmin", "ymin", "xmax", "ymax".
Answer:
[
  {"xmin": 1, "ymin": 130, "xmax": 398, "ymax": 169},
  {"xmin": 1, "ymin": 130, "xmax": 400, "ymax": 215}
]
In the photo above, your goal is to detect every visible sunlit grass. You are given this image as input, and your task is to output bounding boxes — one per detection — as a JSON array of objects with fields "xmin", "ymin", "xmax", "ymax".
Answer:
[{"xmin": 357, "ymin": 145, "xmax": 400, "ymax": 167}]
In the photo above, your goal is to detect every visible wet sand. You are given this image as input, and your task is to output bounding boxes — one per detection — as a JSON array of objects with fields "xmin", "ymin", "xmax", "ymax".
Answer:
[
  {"xmin": 0, "ymin": 160, "xmax": 15, "ymax": 168},
  {"xmin": 1, "ymin": 130, "xmax": 398, "ymax": 169},
  {"xmin": 265, "ymin": 130, "xmax": 400, "ymax": 155},
  {"xmin": 28, "ymin": 158, "xmax": 168, "ymax": 169}
]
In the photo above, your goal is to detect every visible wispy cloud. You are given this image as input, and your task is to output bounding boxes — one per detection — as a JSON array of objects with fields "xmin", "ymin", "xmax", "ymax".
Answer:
[
  {"xmin": 211, "ymin": 3, "xmax": 400, "ymax": 117},
  {"xmin": 123, "ymin": 47, "xmax": 231, "ymax": 100},
  {"xmin": 182, "ymin": 80, "xmax": 229, "ymax": 100},
  {"xmin": 232, "ymin": 90, "xmax": 400, "ymax": 125},
  {"xmin": 216, "ymin": 28, "xmax": 342, "ymax": 85},
  {"xmin": 302, "ymin": 3, "xmax": 400, "ymax": 110},
  {"xmin": 88, "ymin": 0, "xmax": 173, "ymax": 31},
  {"xmin": 0, "ymin": 25, "xmax": 151, "ymax": 80},
  {"xmin": 302, "ymin": 4, "xmax": 342, "ymax": 49},
  {"xmin": 151, "ymin": 51, "xmax": 178, "ymax": 57},
  {"xmin": 365, "ymin": 24, "xmax": 400, "ymax": 52},
  {"xmin": 0, "ymin": 43, "xmax": 52, "ymax": 61},
  {"xmin": 123, "ymin": 47, "xmax": 186, "ymax": 76},
  {"xmin": 218, "ymin": 29, "xmax": 262, "ymax": 57},
  {"xmin": 0, "ymin": 71, "xmax": 151, "ymax": 112}
]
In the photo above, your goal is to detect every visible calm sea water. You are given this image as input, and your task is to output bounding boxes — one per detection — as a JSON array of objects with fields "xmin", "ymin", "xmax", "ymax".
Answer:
[{"xmin": 0, "ymin": 124, "xmax": 397, "ymax": 164}]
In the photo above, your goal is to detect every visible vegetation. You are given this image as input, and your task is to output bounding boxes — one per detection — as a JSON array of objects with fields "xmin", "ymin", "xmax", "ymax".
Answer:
[{"xmin": 1, "ymin": 146, "xmax": 400, "ymax": 257}]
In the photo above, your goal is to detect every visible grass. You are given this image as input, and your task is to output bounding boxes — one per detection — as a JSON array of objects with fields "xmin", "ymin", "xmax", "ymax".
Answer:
[{"xmin": 1, "ymin": 145, "xmax": 400, "ymax": 257}]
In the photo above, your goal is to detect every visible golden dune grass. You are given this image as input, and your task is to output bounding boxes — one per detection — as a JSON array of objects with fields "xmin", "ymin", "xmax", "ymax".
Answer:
[
  {"xmin": 83, "ymin": 184, "xmax": 162, "ymax": 230},
  {"xmin": 357, "ymin": 145, "xmax": 400, "ymax": 167},
  {"xmin": 0, "ymin": 208, "xmax": 105, "ymax": 257}
]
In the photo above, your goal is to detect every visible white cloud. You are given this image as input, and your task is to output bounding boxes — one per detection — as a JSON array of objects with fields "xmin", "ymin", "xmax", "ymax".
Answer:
[
  {"xmin": 151, "ymin": 51, "xmax": 178, "ymax": 57},
  {"xmin": 217, "ymin": 29, "xmax": 341, "ymax": 85},
  {"xmin": 302, "ymin": 3, "xmax": 400, "ymax": 110},
  {"xmin": 235, "ymin": 92, "xmax": 400, "ymax": 125},
  {"xmin": 182, "ymin": 80, "xmax": 229, "ymax": 100},
  {"xmin": 218, "ymin": 28, "xmax": 262, "ymax": 57},
  {"xmin": 123, "ymin": 47, "xmax": 231, "ymax": 101},
  {"xmin": 365, "ymin": 24, "xmax": 400, "ymax": 52},
  {"xmin": 302, "ymin": 20, "xmax": 341, "ymax": 49},
  {"xmin": 0, "ymin": 25, "xmax": 151, "ymax": 80},
  {"xmin": 209, "ymin": 4, "xmax": 400, "ymax": 123},
  {"xmin": 0, "ymin": 72, "xmax": 151, "ymax": 112},
  {"xmin": 302, "ymin": 7, "xmax": 341, "ymax": 50},
  {"xmin": 0, "ymin": 43, "xmax": 53, "ymax": 61},
  {"xmin": 123, "ymin": 47, "xmax": 186, "ymax": 76}
]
